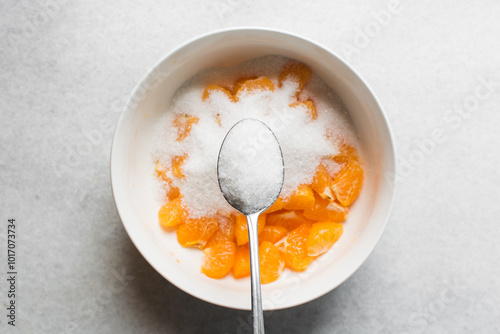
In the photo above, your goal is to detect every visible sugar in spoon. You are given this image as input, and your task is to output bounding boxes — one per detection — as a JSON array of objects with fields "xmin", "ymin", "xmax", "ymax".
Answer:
[{"xmin": 217, "ymin": 118, "xmax": 284, "ymax": 334}]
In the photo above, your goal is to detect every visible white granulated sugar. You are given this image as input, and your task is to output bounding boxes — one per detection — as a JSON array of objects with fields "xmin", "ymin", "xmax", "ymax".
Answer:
[
  {"xmin": 152, "ymin": 55, "xmax": 358, "ymax": 218},
  {"xmin": 218, "ymin": 119, "xmax": 284, "ymax": 215}
]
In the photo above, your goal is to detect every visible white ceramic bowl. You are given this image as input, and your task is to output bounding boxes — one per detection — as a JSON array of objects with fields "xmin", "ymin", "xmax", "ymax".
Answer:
[{"xmin": 111, "ymin": 27, "xmax": 396, "ymax": 310}]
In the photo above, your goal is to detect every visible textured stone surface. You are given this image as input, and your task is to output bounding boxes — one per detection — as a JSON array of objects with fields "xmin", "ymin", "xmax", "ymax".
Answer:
[{"xmin": 1, "ymin": 0, "xmax": 500, "ymax": 333}]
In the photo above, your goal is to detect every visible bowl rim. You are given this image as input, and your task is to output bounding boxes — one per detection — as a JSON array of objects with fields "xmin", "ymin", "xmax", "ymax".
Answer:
[{"xmin": 110, "ymin": 26, "xmax": 397, "ymax": 310}]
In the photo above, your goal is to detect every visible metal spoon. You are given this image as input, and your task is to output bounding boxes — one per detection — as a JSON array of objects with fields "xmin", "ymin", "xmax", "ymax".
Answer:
[{"xmin": 217, "ymin": 118, "xmax": 284, "ymax": 334}]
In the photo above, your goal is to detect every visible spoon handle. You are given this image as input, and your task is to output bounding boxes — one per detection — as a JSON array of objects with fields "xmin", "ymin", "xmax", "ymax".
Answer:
[{"xmin": 246, "ymin": 212, "xmax": 265, "ymax": 334}]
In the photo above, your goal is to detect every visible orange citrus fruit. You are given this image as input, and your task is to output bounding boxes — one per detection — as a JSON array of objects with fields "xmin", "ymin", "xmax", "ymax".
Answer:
[
  {"xmin": 259, "ymin": 225, "xmax": 288, "ymax": 244},
  {"xmin": 158, "ymin": 198, "xmax": 186, "ymax": 228},
  {"xmin": 155, "ymin": 161, "xmax": 167, "ymax": 180},
  {"xmin": 278, "ymin": 61, "xmax": 312, "ymax": 96},
  {"xmin": 235, "ymin": 214, "xmax": 266, "ymax": 246},
  {"xmin": 280, "ymin": 224, "xmax": 313, "ymax": 271},
  {"xmin": 332, "ymin": 160, "xmax": 363, "ymax": 206},
  {"xmin": 324, "ymin": 138, "xmax": 359, "ymax": 174},
  {"xmin": 302, "ymin": 193, "xmax": 348, "ymax": 222},
  {"xmin": 233, "ymin": 245, "xmax": 250, "ymax": 279},
  {"xmin": 310, "ymin": 164, "xmax": 334, "ymax": 200},
  {"xmin": 289, "ymin": 100, "xmax": 317, "ymax": 121},
  {"xmin": 235, "ymin": 76, "xmax": 274, "ymax": 99},
  {"xmin": 216, "ymin": 214, "xmax": 236, "ymax": 241},
  {"xmin": 264, "ymin": 196, "xmax": 286, "ymax": 214},
  {"xmin": 177, "ymin": 217, "xmax": 218, "ymax": 248},
  {"xmin": 266, "ymin": 210, "xmax": 313, "ymax": 231},
  {"xmin": 283, "ymin": 185, "xmax": 315, "ymax": 211},
  {"xmin": 173, "ymin": 114, "xmax": 199, "ymax": 141},
  {"xmin": 259, "ymin": 241, "xmax": 285, "ymax": 284},
  {"xmin": 232, "ymin": 76, "xmax": 258, "ymax": 95},
  {"xmin": 201, "ymin": 240, "xmax": 236, "ymax": 279},
  {"xmin": 205, "ymin": 214, "xmax": 236, "ymax": 248},
  {"xmin": 172, "ymin": 154, "xmax": 187, "ymax": 179},
  {"xmin": 165, "ymin": 183, "xmax": 180, "ymax": 201},
  {"xmin": 306, "ymin": 222, "xmax": 343, "ymax": 256},
  {"xmin": 202, "ymin": 84, "xmax": 236, "ymax": 102},
  {"xmin": 155, "ymin": 161, "xmax": 180, "ymax": 200}
]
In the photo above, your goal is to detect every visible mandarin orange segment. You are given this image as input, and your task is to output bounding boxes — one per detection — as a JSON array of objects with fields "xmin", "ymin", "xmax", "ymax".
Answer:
[
  {"xmin": 330, "ymin": 139, "xmax": 359, "ymax": 166},
  {"xmin": 235, "ymin": 76, "xmax": 274, "ymax": 99},
  {"xmin": 332, "ymin": 160, "xmax": 363, "ymax": 207},
  {"xmin": 155, "ymin": 162, "xmax": 181, "ymax": 200},
  {"xmin": 201, "ymin": 240, "xmax": 236, "ymax": 279},
  {"xmin": 205, "ymin": 230, "xmax": 227, "ymax": 249},
  {"xmin": 311, "ymin": 164, "xmax": 334, "ymax": 200},
  {"xmin": 306, "ymin": 222, "xmax": 343, "ymax": 257},
  {"xmin": 259, "ymin": 225, "xmax": 288, "ymax": 244},
  {"xmin": 235, "ymin": 214, "xmax": 266, "ymax": 246},
  {"xmin": 259, "ymin": 241, "xmax": 285, "ymax": 284},
  {"xmin": 172, "ymin": 154, "xmax": 187, "ymax": 179},
  {"xmin": 202, "ymin": 84, "xmax": 236, "ymax": 102},
  {"xmin": 264, "ymin": 197, "xmax": 286, "ymax": 214},
  {"xmin": 289, "ymin": 100, "xmax": 317, "ymax": 121},
  {"xmin": 177, "ymin": 217, "xmax": 218, "ymax": 248},
  {"xmin": 278, "ymin": 61, "xmax": 312, "ymax": 96},
  {"xmin": 216, "ymin": 214, "xmax": 236, "ymax": 241},
  {"xmin": 302, "ymin": 193, "xmax": 348, "ymax": 222},
  {"xmin": 173, "ymin": 114, "xmax": 199, "ymax": 141},
  {"xmin": 158, "ymin": 198, "xmax": 186, "ymax": 228},
  {"xmin": 205, "ymin": 215, "xmax": 236, "ymax": 248},
  {"xmin": 165, "ymin": 183, "xmax": 180, "ymax": 201},
  {"xmin": 155, "ymin": 161, "xmax": 167, "ymax": 180},
  {"xmin": 280, "ymin": 224, "xmax": 313, "ymax": 271},
  {"xmin": 283, "ymin": 185, "xmax": 315, "ymax": 211},
  {"xmin": 233, "ymin": 245, "xmax": 250, "ymax": 279},
  {"xmin": 232, "ymin": 76, "xmax": 258, "ymax": 95},
  {"xmin": 266, "ymin": 210, "xmax": 313, "ymax": 231}
]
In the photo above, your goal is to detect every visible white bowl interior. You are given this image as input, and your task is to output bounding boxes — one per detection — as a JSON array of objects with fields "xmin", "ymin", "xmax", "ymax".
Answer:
[{"xmin": 111, "ymin": 29, "xmax": 395, "ymax": 310}]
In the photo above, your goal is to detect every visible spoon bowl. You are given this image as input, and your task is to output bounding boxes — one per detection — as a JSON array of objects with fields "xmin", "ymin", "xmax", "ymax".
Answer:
[{"xmin": 217, "ymin": 119, "xmax": 285, "ymax": 214}]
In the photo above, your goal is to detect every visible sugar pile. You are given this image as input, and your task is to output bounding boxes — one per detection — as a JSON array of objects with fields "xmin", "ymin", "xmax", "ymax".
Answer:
[
  {"xmin": 152, "ymin": 55, "xmax": 358, "ymax": 218},
  {"xmin": 217, "ymin": 119, "xmax": 284, "ymax": 215}
]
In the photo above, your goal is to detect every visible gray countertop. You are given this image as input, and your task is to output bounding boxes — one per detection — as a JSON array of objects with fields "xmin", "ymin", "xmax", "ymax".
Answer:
[{"xmin": 1, "ymin": 0, "xmax": 500, "ymax": 333}]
